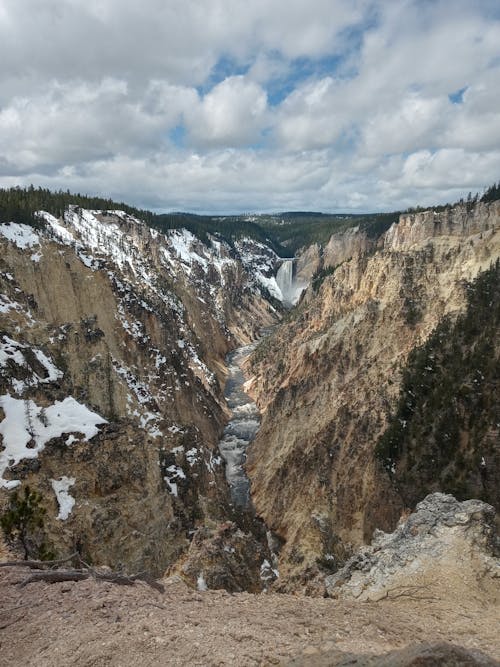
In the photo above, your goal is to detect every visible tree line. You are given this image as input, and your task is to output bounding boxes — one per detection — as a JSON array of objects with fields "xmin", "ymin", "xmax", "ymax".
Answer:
[{"xmin": 0, "ymin": 185, "xmax": 155, "ymax": 229}]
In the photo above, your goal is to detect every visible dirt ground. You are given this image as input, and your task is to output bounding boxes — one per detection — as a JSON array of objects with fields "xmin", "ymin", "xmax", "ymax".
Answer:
[{"xmin": 0, "ymin": 567, "xmax": 499, "ymax": 666}]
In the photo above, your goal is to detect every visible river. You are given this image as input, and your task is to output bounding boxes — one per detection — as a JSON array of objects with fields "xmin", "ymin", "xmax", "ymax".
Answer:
[{"xmin": 218, "ymin": 339, "xmax": 261, "ymax": 508}]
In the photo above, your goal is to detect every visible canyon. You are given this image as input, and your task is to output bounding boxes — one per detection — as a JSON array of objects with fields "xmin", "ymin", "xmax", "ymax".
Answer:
[
  {"xmin": 0, "ymin": 196, "xmax": 499, "ymax": 664},
  {"xmin": 0, "ymin": 207, "xmax": 282, "ymax": 579}
]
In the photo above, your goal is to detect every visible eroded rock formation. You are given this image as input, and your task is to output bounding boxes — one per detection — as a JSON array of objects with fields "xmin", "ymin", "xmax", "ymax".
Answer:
[{"xmin": 325, "ymin": 493, "xmax": 499, "ymax": 602}]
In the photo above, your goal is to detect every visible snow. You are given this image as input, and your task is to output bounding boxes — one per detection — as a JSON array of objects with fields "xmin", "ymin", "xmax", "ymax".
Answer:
[
  {"xmin": 51, "ymin": 476, "xmax": 76, "ymax": 520},
  {"xmin": 164, "ymin": 478, "xmax": 178, "ymax": 496},
  {"xmin": 260, "ymin": 558, "xmax": 279, "ymax": 583},
  {"xmin": 166, "ymin": 464, "xmax": 186, "ymax": 480},
  {"xmin": 197, "ymin": 572, "xmax": 207, "ymax": 591},
  {"xmin": 0, "ymin": 222, "xmax": 40, "ymax": 249},
  {"xmin": 169, "ymin": 229, "xmax": 199, "ymax": 267},
  {"xmin": 78, "ymin": 251, "xmax": 95, "ymax": 268},
  {"xmin": 32, "ymin": 348, "xmax": 64, "ymax": 382},
  {"xmin": 0, "ymin": 336, "xmax": 26, "ymax": 367},
  {"xmin": 38, "ymin": 211, "xmax": 75, "ymax": 245},
  {"xmin": 0, "ymin": 395, "xmax": 107, "ymax": 488},
  {"xmin": 0, "ymin": 295, "xmax": 35, "ymax": 326},
  {"xmin": 0, "ymin": 295, "xmax": 19, "ymax": 314},
  {"xmin": 164, "ymin": 463, "xmax": 187, "ymax": 496},
  {"xmin": 257, "ymin": 274, "xmax": 283, "ymax": 301},
  {"xmin": 185, "ymin": 448, "xmax": 199, "ymax": 466},
  {"xmin": 0, "ymin": 336, "xmax": 63, "ymax": 393}
]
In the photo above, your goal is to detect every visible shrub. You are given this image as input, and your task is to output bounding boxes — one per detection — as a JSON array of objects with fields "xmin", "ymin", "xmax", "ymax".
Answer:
[{"xmin": 1, "ymin": 486, "xmax": 48, "ymax": 559}]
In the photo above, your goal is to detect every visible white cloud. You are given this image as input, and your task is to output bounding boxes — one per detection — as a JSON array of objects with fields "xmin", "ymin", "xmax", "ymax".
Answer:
[
  {"xmin": 0, "ymin": 0, "xmax": 368, "ymax": 92},
  {"xmin": 362, "ymin": 94, "xmax": 450, "ymax": 156},
  {"xmin": 186, "ymin": 77, "xmax": 268, "ymax": 147},
  {"xmin": 275, "ymin": 78, "xmax": 346, "ymax": 151},
  {"xmin": 400, "ymin": 149, "xmax": 500, "ymax": 191},
  {"xmin": 0, "ymin": 0, "xmax": 499, "ymax": 212},
  {"xmin": 0, "ymin": 79, "xmax": 166, "ymax": 170}
]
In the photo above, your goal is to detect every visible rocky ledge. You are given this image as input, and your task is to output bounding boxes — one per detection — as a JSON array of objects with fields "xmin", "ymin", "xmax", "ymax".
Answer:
[{"xmin": 326, "ymin": 493, "xmax": 499, "ymax": 602}]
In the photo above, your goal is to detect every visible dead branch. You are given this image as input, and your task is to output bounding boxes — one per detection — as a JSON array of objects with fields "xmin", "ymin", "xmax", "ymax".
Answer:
[
  {"xmin": 0, "ymin": 552, "xmax": 79, "ymax": 570},
  {"xmin": 1, "ymin": 551, "xmax": 165, "ymax": 592},
  {"xmin": 370, "ymin": 584, "xmax": 438, "ymax": 602},
  {"xmin": 16, "ymin": 568, "xmax": 165, "ymax": 592},
  {"xmin": 130, "ymin": 574, "xmax": 165, "ymax": 593},
  {"xmin": 18, "ymin": 570, "xmax": 89, "ymax": 587}
]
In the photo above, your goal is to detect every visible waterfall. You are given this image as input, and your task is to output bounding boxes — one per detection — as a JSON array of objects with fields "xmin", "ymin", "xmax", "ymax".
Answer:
[{"xmin": 276, "ymin": 260, "xmax": 294, "ymax": 305}]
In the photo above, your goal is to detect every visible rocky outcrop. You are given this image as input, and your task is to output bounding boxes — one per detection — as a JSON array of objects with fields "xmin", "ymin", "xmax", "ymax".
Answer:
[
  {"xmin": 294, "ymin": 227, "xmax": 374, "ymax": 296},
  {"xmin": 295, "ymin": 243, "xmax": 321, "ymax": 283},
  {"xmin": 384, "ymin": 201, "xmax": 500, "ymax": 251},
  {"xmin": 167, "ymin": 520, "xmax": 276, "ymax": 593},
  {"xmin": 376, "ymin": 260, "xmax": 499, "ymax": 509},
  {"xmin": 246, "ymin": 202, "xmax": 500, "ymax": 588},
  {"xmin": 323, "ymin": 226, "xmax": 372, "ymax": 269},
  {"xmin": 325, "ymin": 493, "xmax": 499, "ymax": 602}
]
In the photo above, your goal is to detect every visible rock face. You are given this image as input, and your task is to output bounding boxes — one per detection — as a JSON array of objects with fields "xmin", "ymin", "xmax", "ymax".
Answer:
[
  {"xmin": 246, "ymin": 201, "xmax": 500, "ymax": 588},
  {"xmin": 295, "ymin": 243, "xmax": 321, "ymax": 283},
  {"xmin": 168, "ymin": 520, "xmax": 275, "ymax": 593},
  {"xmin": 376, "ymin": 260, "xmax": 499, "ymax": 509},
  {"xmin": 323, "ymin": 225, "xmax": 373, "ymax": 269},
  {"xmin": 384, "ymin": 201, "xmax": 498, "ymax": 251},
  {"xmin": 325, "ymin": 493, "xmax": 499, "ymax": 602},
  {"xmin": 0, "ymin": 207, "xmax": 281, "ymax": 578}
]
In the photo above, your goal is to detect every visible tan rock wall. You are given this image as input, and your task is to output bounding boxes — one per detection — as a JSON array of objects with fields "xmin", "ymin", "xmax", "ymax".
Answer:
[{"xmin": 246, "ymin": 202, "xmax": 500, "ymax": 588}]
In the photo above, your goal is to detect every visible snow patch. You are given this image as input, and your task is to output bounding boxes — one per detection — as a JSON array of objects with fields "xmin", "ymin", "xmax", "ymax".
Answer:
[
  {"xmin": 0, "ymin": 395, "xmax": 107, "ymax": 488},
  {"xmin": 0, "ymin": 336, "xmax": 63, "ymax": 394},
  {"xmin": 197, "ymin": 572, "xmax": 207, "ymax": 591},
  {"xmin": 51, "ymin": 476, "xmax": 76, "ymax": 520},
  {"xmin": 0, "ymin": 222, "xmax": 40, "ymax": 249},
  {"xmin": 185, "ymin": 448, "xmax": 199, "ymax": 466}
]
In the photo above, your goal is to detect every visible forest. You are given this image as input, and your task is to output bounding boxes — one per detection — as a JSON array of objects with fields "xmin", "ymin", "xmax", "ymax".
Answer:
[{"xmin": 376, "ymin": 259, "xmax": 500, "ymax": 509}]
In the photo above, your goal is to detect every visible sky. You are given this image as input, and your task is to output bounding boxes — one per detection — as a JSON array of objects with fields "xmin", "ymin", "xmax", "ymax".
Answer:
[{"xmin": 1, "ymin": 0, "xmax": 500, "ymax": 214}]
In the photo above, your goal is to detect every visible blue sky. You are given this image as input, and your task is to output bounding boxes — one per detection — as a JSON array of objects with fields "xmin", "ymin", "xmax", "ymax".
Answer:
[{"xmin": 0, "ymin": 0, "xmax": 499, "ymax": 213}]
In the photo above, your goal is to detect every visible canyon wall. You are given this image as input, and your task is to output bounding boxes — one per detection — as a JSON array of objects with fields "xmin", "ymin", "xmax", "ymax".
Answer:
[
  {"xmin": 246, "ymin": 201, "xmax": 500, "ymax": 589},
  {"xmin": 0, "ymin": 208, "xmax": 281, "ymax": 576}
]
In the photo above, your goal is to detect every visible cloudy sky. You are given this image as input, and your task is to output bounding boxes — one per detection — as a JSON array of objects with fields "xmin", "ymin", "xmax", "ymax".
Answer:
[{"xmin": 1, "ymin": 0, "xmax": 500, "ymax": 213}]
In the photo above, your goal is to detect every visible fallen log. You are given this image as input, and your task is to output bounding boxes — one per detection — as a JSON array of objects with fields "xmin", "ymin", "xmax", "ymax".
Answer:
[
  {"xmin": 17, "ymin": 568, "xmax": 165, "ymax": 592},
  {"xmin": 0, "ymin": 557, "xmax": 165, "ymax": 593},
  {"xmin": 19, "ymin": 569, "xmax": 89, "ymax": 587}
]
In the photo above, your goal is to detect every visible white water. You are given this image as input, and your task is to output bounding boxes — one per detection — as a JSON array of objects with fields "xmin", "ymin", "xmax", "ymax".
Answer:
[
  {"xmin": 218, "ymin": 341, "xmax": 261, "ymax": 508},
  {"xmin": 276, "ymin": 260, "xmax": 294, "ymax": 306},
  {"xmin": 276, "ymin": 259, "xmax": 306, "ymax": 306}
]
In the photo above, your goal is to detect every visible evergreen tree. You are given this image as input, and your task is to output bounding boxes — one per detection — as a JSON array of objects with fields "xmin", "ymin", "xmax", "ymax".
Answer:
[{"xmin": 1, "ymin": 486, "xmax": 48, "ymax": 559}]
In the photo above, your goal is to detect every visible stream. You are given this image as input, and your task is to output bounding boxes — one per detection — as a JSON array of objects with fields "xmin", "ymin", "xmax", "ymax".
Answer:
[{"xmin": 218, "ymin": 338, "xmax": 262, "ymax": 508}]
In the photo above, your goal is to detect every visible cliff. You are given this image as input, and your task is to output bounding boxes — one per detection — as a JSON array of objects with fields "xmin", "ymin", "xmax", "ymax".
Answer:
[
  {"xmin": 0, "ymin": 207, "xmax": 281, "ymax": 575},
  {"xmin": 246, "ymin": 201, "xmax": 500, "ymax": 588}
]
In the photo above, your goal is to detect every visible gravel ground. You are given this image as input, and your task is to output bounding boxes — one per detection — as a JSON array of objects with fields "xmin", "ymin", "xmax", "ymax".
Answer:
[{"xmin": 1, "ymin": 567, "xmax": 499, "ymax": 666}]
